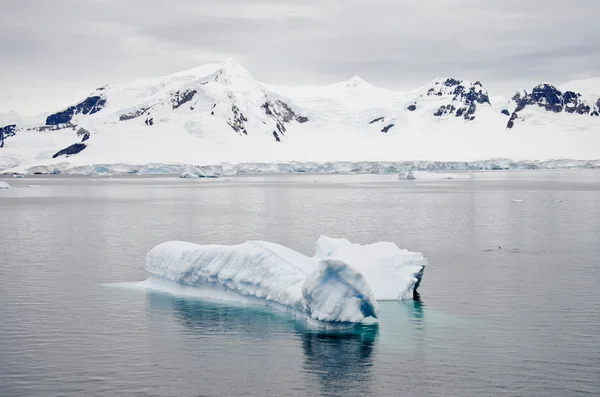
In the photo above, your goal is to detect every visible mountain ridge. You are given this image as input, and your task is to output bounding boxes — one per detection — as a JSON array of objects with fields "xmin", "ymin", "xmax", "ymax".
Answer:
[{"xmin": 1, "ymin": 60, "xmax": 599, "ymax": 173}]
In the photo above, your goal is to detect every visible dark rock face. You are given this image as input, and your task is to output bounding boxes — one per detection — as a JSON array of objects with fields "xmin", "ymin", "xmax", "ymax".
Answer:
[
  {"xmin": 228, "ymin": 104, "xmax": 248, "ymax": 135},
  {"xmin": 31, "ymin": 122, "xmax": 76, "ymax": 132},
  {"xmin": 369, "ymin": 117, "xmax": 384, "ymax": 124},
  {"xmin": 273, "ymin": 131, "xmax": 280, "ymax": 142},
  {"xmin": 260, "ymin": 100, "xmax": 308, "ymax": 139},
  {"xmin": 427, "ymin": 78, "xmax": 490, "ymax": 121},
  {"xmin": 0, "ymin": 124, "xmax": 17, "ymax": 138},
  {"xmin": 52, "ymin": 143, "xmax": 87, "ymax": 158},
  {"xmin": 506, "ymin": 83, "xmax": 599, "ymax": 128},
  {"xmin": 507, "ymin": 112, "xmax": 519, "ymax": 129},
  {"xmin": 501, "ymin": 109, "xmax": 510, "ymax": 116},
  {"xmin": 120, "ymin": 107, "xmax": 150, "ymax": 121},
  {"xmin": 444, "ymin": 78, "xmax": 461, "ymax": 87},
  {"xmin": 407, "ymin": 104, "xmax": 416, "ymax": 111},
  {"xmin": 381, "ymin": 124, "xmax": 394, "ymax": 133},
  {"xmin": 46, "ymin": 96, "xmax": 106, "ymax": 125},
  {"xmin": 171, "ymin": 89, "xmax": 197, "ymax": 109},
  {"xmin": 0, "ymin": 124, "xmax": 17, "ymax": 147},
  {"xmin": 592, "ymin": 99, "xmax": 600, "ymax": 116},
  {"xmin": 434, "ymin": 104, "xmax": 457, "ymax": 117},
  {"xmin": 145, "ymin": 118, "xmax": 154, "ymax": 126},
  {"xmin": 77, "ymin": 128, "xmax": 90, "ymax": 142}
]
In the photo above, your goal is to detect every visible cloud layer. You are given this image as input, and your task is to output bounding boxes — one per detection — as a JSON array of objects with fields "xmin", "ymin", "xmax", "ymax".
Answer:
[{"xmin": 1, "ymin": 0, "xmax": 599, "ymax": 115}]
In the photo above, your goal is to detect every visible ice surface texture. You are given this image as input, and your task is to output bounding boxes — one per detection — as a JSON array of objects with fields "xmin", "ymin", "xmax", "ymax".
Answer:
[
  {"xmin": 313, "ymin": 236, "xmax": 427, "ymax": 300},
  {"xmin": 145, "ymin": 237, "xmax": 426, "ymax": 324}
]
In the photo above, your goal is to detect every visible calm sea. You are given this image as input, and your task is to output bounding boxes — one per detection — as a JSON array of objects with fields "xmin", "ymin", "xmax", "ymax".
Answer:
[{"xmin": 1, "ymin": 171, "xmax": 599, "ymax": 396}]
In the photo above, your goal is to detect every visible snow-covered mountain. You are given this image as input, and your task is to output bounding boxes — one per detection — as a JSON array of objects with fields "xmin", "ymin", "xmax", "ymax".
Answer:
[{"xmin": 1, "ymin": 60, "xmax": 599, "ymax": 174}]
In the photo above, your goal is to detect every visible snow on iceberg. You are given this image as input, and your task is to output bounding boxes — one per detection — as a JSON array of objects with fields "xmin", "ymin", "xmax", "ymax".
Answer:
[
  {"xmin": 313, "ymin": 236, "xmax": 426, "ymax": 300},
  {"xmin": 0, "ymin": 181, "xmax": 10, "ymax": 189},
  {"xmin": 144, "ymin": 240, "xmax": 380, "ymax": 324}
]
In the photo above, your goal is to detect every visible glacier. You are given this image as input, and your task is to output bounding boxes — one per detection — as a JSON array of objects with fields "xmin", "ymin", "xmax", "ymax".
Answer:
[
  {"xmin": 143, "ymin": 236, "xmax": 426, "ymax": 326},
  {"xmin": 0, "ymin": 181, "xmax": 10, "ymax": 189},
  {"xmin": 3, "ymin": 158, "xmax": 599, "ymax": 176}
]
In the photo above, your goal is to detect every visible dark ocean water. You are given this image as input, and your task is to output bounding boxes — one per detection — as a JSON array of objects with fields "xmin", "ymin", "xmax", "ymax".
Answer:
[{"xmin": 1, "ymin": 171, "xmax": 599, "ymax": 396}]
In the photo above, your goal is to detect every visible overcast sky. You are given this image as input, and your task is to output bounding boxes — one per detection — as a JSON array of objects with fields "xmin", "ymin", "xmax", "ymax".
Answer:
[{"xmin": 1, "ymin": 0, "xmax": 599, "ymax": 116}]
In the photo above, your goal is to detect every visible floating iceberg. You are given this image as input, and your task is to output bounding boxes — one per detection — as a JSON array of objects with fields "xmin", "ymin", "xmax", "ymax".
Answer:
[
  {"xmin": 398, "ymin": 170, "xmax": 416, "ymax": 180},
  {"xmin": 144, "ymin": 236, "xmax": 426, "ymax": 325},
  {"xmin": 0, "ymin": 181, "xmax": 10, "ymax": 189}
]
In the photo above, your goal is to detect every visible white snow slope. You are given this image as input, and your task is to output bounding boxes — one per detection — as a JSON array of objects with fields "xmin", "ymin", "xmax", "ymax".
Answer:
[
  {"xmin": 1, "ymin": 60, "xmax": 599, "ymax": 174},
  {"xmin": 143, "ymin": 236, "xmax": 426, "ymax": 324}
]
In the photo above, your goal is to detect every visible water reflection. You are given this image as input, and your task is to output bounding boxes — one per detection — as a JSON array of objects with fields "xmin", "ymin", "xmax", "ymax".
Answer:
[
  {"xmin": 145, "ymin": 291, "xmax": 381, "ymax": 396},
  {"xmin": 298, "ymin": 324, "xmax": 379, "ymax": 397},
  {"xmin": 402, "ymin": 299, "xmax": 425, "ymax": 327},
  {"xmin": 145, "ymin": 291, "xmax": 297, "ymax": 339}
]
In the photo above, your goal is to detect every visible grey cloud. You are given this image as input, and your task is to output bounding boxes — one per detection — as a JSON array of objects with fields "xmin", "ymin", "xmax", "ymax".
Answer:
[{"xmin": 0, "ymin": 0, "xmax": 599, "ymax": 115}]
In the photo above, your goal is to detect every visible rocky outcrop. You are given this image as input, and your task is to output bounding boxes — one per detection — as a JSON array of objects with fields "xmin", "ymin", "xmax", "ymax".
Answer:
[
  {"xmin": 227, "ymin": 104, "xmax": 248, "ymax": 135},
  {"xmin": 426, "ymin": 78, "xmax": 490, "ymax": 121},
  {"xmin": 261, "ymin": 100, "xmax": 308, "ymax": 140},
  {"xmin": 171, "ymin": 89, "xmax": 197, "ymax": 110},
  {"xmin": 381, "ymin": 124, "xmax": 394, "ymax": 133},
  {"xmin": 506, "ymin": 84, "xmax": 600, "ymax": 128},
  {"xmin": 120, "ymin": 107, "xmax": 150, "ymax": 121},
  {"xmin": 76, "ymin": 128, "xmax": 90, "ymax": 142},
  {"xmin": 0, "ymin": 124, "xmax": 17, "ymax": 148},
  {"xmin": 52, "ymin": 143, "xmax": 87, "ymax": 158},
  {"xmin": 46, "ymin": 95, "xmax": 106, "ymax": 125}
]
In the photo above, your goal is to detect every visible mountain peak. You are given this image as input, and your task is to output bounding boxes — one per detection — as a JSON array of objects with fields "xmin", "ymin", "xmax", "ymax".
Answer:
[
  {"xmin": 346, "ymin": 75, "xmax": 366, "ymax": 86},
  {"xmin": 209, "ymin": 59, "xmax": 255, "ymax": 85}
]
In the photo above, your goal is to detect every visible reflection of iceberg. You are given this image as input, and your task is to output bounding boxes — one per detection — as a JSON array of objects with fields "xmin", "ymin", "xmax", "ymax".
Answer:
[
  {"xmin": 146, "ymin": 289, "xmax": 296, "ymax": 337},
  {"xmin": 144, "ymin": 290, "xmax": 378, "ymax": 396},
  {"xmin": 144, "ymin": 237, "xmax": 426, "ymax": 325},
  {"xmin": 299, "ymin": 324, "xmax": 378, "ymax": 396}
]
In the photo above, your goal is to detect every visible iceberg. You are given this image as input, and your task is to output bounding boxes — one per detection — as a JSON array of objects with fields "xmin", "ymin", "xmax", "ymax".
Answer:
[
  {"xmin": 143, "ymin": 236, "xmax": 426, "ymax": 325},
  {"xmin": 313, "ymin": 236, "xmax": 426, "ymax": 300},
  {"xmin": 145, "ymin": 240, "xmax": 379, "ymax": 325},
  {"xmin": 0, "ymin": 181, "xmax": 10, "ymax": 189},
  {"xmin": 398, "ymin": 170, "xmax": 416, "ymax": 180}
]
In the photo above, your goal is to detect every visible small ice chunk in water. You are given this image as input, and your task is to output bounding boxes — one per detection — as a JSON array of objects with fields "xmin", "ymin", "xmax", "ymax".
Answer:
[{"xmin": 398, "ymin": 171, "xmax": 416, "ymax": 180}]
